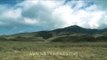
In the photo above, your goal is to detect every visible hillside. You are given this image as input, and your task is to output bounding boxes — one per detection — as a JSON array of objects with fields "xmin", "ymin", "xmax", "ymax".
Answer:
[{"xmin": 0, "ymin": 25, "xmax": 107, "ymax": 42}]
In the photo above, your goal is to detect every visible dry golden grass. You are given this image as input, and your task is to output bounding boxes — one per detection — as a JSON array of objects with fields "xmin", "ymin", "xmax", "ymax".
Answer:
[{"xmin": 0, "ymin": 41, "xmax": 106, "ymax": 60}]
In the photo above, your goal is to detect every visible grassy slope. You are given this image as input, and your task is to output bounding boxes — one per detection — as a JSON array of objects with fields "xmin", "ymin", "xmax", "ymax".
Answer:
[
  {"xmin": 0, "ymin": 26, "xmax": 107, "ymax": 60},
  {"xmin": 0, "ymin": 41, "xmax": 107, "ymax": 60}
]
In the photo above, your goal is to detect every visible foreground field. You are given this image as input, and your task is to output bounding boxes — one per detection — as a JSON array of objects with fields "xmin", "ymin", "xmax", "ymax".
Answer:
[{"xmin": 0, "ymin": 41, "xmax": 107, "ymax": 60}]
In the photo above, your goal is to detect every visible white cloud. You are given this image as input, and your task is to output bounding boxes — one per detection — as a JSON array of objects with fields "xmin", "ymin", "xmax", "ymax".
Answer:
[
  {"xmin": 0, "ymin": 0, "xmax": 107, "ymax": 34},
  {"xmin": 2, "ymin": 8, "xmax": 22, "ymax": 19},
  {"xmin": 53, "ymin": 3, "xmax": 105, "ymax": 29},
  {"xmin": 15, "ymin": 0, "xmax": 106, "ymax": 29},
  {"xmin": 24, "ymin": 18, "xmax": 39, "ymax": 25}
]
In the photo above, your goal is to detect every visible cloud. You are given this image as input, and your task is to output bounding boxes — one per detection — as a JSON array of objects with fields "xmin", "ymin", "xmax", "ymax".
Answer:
[
  {"xmin": 53, "ymin": 0, "xmax": 105, "ymax": 29},
  {"xmin": 24, "ymin": 18, "xmax": 39, "ymax": 25},
  {"xmin": 21, "ymin": 0, "xmax": 65, "ymax": 28},
  {"xmin": 0, "ymin": 0, "xmax": 65, "ymax": 34},
  {"xmin": 93, "ymin": 0, "xmax": 107, "ymax": 10},
  {"xmin": 0, "ymin": 0, "xmax": 107, "ymax": 34}
]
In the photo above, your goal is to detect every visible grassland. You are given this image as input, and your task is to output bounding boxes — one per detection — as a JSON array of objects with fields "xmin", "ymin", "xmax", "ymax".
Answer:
[{"xmin": 0, "ymin": 41, "xmax": 106, "ymax": 60}]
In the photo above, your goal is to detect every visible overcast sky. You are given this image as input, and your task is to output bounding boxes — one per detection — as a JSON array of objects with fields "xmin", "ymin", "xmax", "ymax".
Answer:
[{"xmin": 0, "ymin": 0, "xmax": 107, "ymax": 35}]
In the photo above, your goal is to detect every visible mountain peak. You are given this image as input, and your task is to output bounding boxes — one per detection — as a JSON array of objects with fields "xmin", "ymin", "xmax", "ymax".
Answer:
[
  {"xmin": 52, "ymin": 25, "xmax": 99, "ymax": 34},
  {"xmin": 65, "ymin": 25, "xmax": 83, "ymax": 29}
]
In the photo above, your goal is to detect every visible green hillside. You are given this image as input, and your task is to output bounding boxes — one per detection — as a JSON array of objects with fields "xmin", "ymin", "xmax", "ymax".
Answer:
[
  {"xmin": 0, "ymin": 25, "xmax": 107, "ymax": 42},
  {"xmin": 0, "ymin": 25, "xmax": 107, "ymax": 60}
]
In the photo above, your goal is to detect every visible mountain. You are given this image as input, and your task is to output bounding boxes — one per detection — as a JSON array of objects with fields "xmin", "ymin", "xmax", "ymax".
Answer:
[
  {"xmin": 0, "ymin": 25, "xmax": 107, "ymax": 42},
  {"xmin": 52, "ymin": 25, "xmax": 100, "ymax": 34}
]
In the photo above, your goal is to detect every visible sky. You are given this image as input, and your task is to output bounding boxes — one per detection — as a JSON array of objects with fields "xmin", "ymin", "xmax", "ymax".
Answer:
[{"xmin": 0, "ymin": 0, "xmax": 107, "ymax": 35}]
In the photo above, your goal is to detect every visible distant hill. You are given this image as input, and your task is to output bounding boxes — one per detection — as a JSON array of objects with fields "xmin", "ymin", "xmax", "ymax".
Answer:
[{"xmin": 0, "ymin": 25, "xmax": 107, "ymax": 42}]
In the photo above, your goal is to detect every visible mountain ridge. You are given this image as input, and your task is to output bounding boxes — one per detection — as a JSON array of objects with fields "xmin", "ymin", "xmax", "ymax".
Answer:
[{"xmin": 0, "ymin": 25, "xmax": 107, "ymax": 42}]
